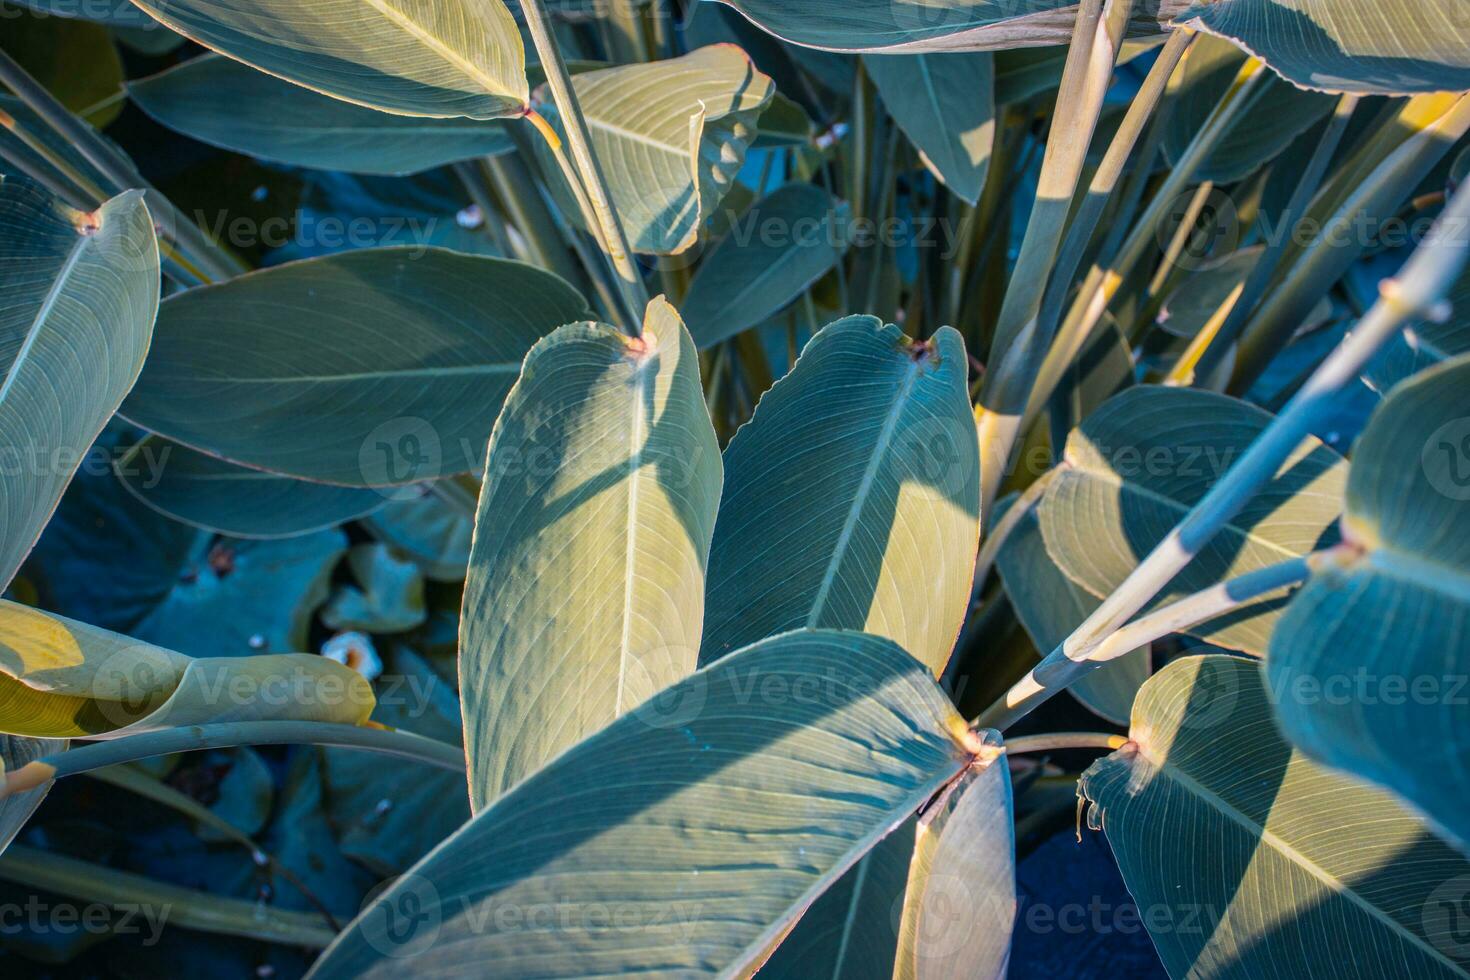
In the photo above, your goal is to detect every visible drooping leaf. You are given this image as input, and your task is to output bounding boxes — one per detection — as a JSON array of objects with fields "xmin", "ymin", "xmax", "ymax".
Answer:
[
  {"xmin": 129, "ymin": 55, "xmax": 514, "ymax": 177},
  {"xmin": 1038, "ymin": 386, "xmax": 1346, "ymax": 655},
  {"xmin": 460, "ymin": 298, "xmax": 722, "ymax": 809},
  {"xmin": 894, "ymin": 749, "xmax": 1015, "ymax": 980},
  {"xmin": 863, "ymin": 52, "xmax": 995, "ymax": 204},
  {"xmin": 715, "ymin": 0, "xmax": 1182, "ymax": 53},
  {"xmin": 535, "ymin": 45, "xmax": 775, "ymax": 255},
  {"xmin": 307, "ymin": 630, "xmax": 984, "ymax": 979},
  {"xmin": 0, "ymin": 177, "xmax": 158, "ymax": 591},
  {"xmin": 1268, "ymin": 354, "xmax": 1470, "ymax": 853},
  {"xmin": 322, "ymin": 544, "xmax": 426, "ymax": 634},
  {"xmin": 120, "ymin": 248, "xmax": 592, "ymax": 486},
  {"xmin": 681, "ymin": 182, "xmax": 852, "ymax": 348},
  {"xmin": 1363, "ymin": 269, "xmax": 1470, "ymax": 394},
  {"xmin": 115, "ymin": 436, "xmax": 386, "ymax": 540},
  {"xmin": 1162, "ymin": 34, "xmax": 1333, "ymax": 185},
  {"xmin": 1176, "ymin": 0, "xmax": 1470, "ymax": 96},
  {"xmin": 131, "ymin": 531, "xmax": 348, "ymax": 660},
  {"xmin": 0, "ymin": 601, "xmax": 373, "ymax": 738},
  {"xmin": 0, "ymin": 734, "xmax": 62, "ymax": 855},
  {"xmin": 1081, "ymin": 654, "xmax": 1470, "ymax": 978},
  {"xmin": 126, "ymin": 0, "xmax": 529, "ymax": 119},
  {"xmin": 996, "ymin": 502, "xmax": 1149, "ymax": 725},
  {"xmin": 700, "ymin": 316, "xmax": 981, "ymax": 676}
]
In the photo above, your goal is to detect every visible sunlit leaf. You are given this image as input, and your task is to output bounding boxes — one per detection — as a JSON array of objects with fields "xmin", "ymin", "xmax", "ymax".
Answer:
[
  {"xmin": 460, "ymin": 298, "xmax": 722, "ymax": 808},
  {"xmin": 0, "ymin": 177, "xmax": 158, "ymax": 590},
  {"xmin": 701, "ymin": 316, "xmax": 981, "ymax": 676},
  {"xmin": 863, "ymin": 52, "xmax": 995, "ymax": 205},
  {"xmin": 1038, "ymin": 386, "xmax": 1346, "ymax": 655},
  {"xmin": 682, "ymin": 182, "xmax": 852, "ymax": 348},
  {"xmin": 120, "ymin": 248, "xmax": 591, "ymax": 486},
  {"xmin": 127, "ymin": 0, "xmax": 529, "ymax": 119},
  {"xmin": 1268, "ymin": 354, "xmax": 1470, "ymax": 853},
  {"xmin": 1082, "ymin": 654, "xmax": 1470, "ymax": 977},
  {"xmin": 309, "ymin": 630, "xmax": 984, "ymax": 978},
  {"xmin": 129, "ymin": 55, "xmax": 514, "ymax": 177}
]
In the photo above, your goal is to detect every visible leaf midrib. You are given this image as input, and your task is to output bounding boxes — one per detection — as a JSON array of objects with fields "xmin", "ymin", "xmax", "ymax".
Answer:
[
  {"xmin": 1135, "ymin": 744, "xmax": 1469, "ymax": 976},
  {"xmin": 614, "ymin": 358, "xmax": 652, "ymax": 715},
  {"xmin": 361, "ymin": 0, "xmax": 521, "ymax": 103},
  {"xmin": 0, "ymin": 230, "xmax": 93, "ymax": 405}
]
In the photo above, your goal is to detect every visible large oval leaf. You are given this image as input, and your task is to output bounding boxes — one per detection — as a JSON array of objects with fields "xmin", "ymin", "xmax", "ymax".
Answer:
[
  {"xmin": 126, "ymin": 0, "xmax": 529, "ymax": 118},
  {"xmin": 459, "ymin": 298, "xmax": 722, "ymax": 809},
  {"xmin": 1038, "ymin": 386, "xmax": 1346, "ymax": 655},
  {"xmin": 1268, "ymin": 354, "xmax": 1470, "ymax": 852},
  {"xmin": 681, "ymin": 182, "xmax": 852, "ymax": 349},
  {"xmin": 129, "ymin": 55, "xmax": 513, "ymax": 176},
  {"xmin": 0, "ymin": 601, "xmax": 373, "ymax": 739},
  {"xmin": 1082, "ymin": 654, "xmax": 1470, "ymax": 977},
  {"xmin": 863, "ymin": 52, "xmax": 995, "ymax": 205},
  {"xmin": 716, "ymin": 0, "xmax": 1185, "ymax": 53},
  {"xmin": 700, "ymin": 316, "xmax": 981, "ymax": 676},
  {"xmin": 115, "ymin": 436, "xmax": 386, "ymax": 539},
  {"xmin": 120, "ymin": 248, "xmax": 591, "ymax": 486},
  {"xmin": 308, "ymin": 630, "xmax": 984, "ymax": 978},
  {"xmin": 0, "ymin": 735, "xmax": 62, "ymax": 855},
  {"xmin": 1176, "ymin": 0, "xmax": 1470, "ymax": 95},
  {"xmin": 0, "ymin": 177, "xmax": 158, "ymax": 590},
  {"xmin": 535, "ymin": 45, "xmax": 775, "ymax": 255}
]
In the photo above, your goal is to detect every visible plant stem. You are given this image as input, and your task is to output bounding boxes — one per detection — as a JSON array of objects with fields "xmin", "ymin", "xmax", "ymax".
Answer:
[
  {"xmin": 1005, "ymin": 732, "xmax": 1129, "ymax": 754},
  {"xmin": 2, "ymin": 722, "xmax": 465, "ymax": 798},
  {"xmin": 977, "ymin": 181, "xmax": 1470, "ymax": 731},
  {"xmin": 520, "ymin": 0, "xmax": 649, "ymax": 333}
]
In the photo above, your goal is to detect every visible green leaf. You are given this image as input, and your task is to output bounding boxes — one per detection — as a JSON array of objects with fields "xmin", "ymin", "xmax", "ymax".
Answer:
[
  {"xmin": 700, "ymin": 317, "xmax": 981, "ymax": 676},
  {"xmin": 1162, "ymin": 35, "xmax": 1333, "ymax": 185},
  {"xmin": 536, "ymin": 45, "xmax": 775, "ymax": 255},
  {"xmin": 361, "ymin": 480, "xmax": 476, "ymax": 582},
  {"xmin": 129, "ymin": 55, "xmax": 514, "ymax": 176},
  {"xmin": 131, "ymin": 531, "xmax": 348, "ymax": 660},
  {"xmin": 322, "ymin": 543, "xmax": 426, "ymax": 634},
  {"xmin": 1177, "ymin": 0, "xmax": 1470, "ymax": 95},
  {"xmin": 716, "ymin": 0, "xmax": 1179, "ymax": 53},
  {"xmin": 307, "ymin": 630, "xmax": 982, "ymax": 979},
  {"xmin": 0, "ymin": 600, "xmax": 373, "ymax": 738},
  {"xmin": 894, "ymin": 750, "xmax": 1014, "ymax": 980},
  {"xmin": 127, "ymin": 0, "xmax": 529, "ymax": 119},
  {"xmin": 0, "ymin": 177, "xmax": 158, "ymax": 591},
  {"xmin": 682, "ymin": 182, "xmax": 852, "ymax": 349},
  {"xmin": 1364, "ymin": 269, "xmax": 1470, "ymax": 394},
  {"xmin": 996, "ymin": 502, "xmax": 1149, "ymax": 725},
  {"xmin": 1081, "ymin": 654, "xmax": 1470, "ymax": 978},
  {"xmin": 120, "ymin": 248, "xmax": 591, "ymax": 487},
  {"xmin": 115, "ymin": 436, "xmax": 386, "ymax": 540},
  {"xmin": 1268, "ymin": 354, "xmax": 1470, "ymax": 853},
  {"xmin": 863, "ymin": 53, "xmax": 995, "ymax": 205},
  {"xmin": 460, "ymin": 298, "xmax": 722, "ymax": 809},
  {"xmin": 0, "ymin": 735, "xmax": 61, "ymax": 854},
  {"xmin": 1037, "ymin": 386, "xmax": 1346, "ymax": 655}
]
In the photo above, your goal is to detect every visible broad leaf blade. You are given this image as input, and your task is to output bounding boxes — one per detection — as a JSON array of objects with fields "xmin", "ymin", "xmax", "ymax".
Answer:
[
  {"xmin": 460, "ymin": 298, "xmax": 722, "ymax": 809},
  {"xmin": 115, "ymin": 436, "xmax": 386, "ymax": 540},
  {"xmin": 1038, "ymin": 386, "xmax": 1346, "ymax": 655},
  {"xmin": 700, "ymin": 317, "xmax": 981, "ymax": 676},
  {"xmin": 682, "ymin": 182, "xmax": 852, "ymax": 349},
  {"xmin": 1082, "ymin": 654, "xmax": 1470, "ymax": 977},
  {"xmin": 1268, "ymin": 354, "xmax": 1470, "ymax": 852},
  {"xmin": 120, "ymin": 248, "xmax": 591, "ymax": 486},
  {"xmin": 863, "ymin": 52, "xmax": 995, "ymax": 205},
  {"xmin": 1177, "ymin": 0, "xmax": 1470, "ymax": 95},
  {"xmin": 536, "ymin": 46, "xmax": 775, "ymax": 255},
  {"xmin": 127, "ymin": 0, "xmax": 529, "ymax": 118},
  {"xmin": 0, "ymin": 177, "xmax": 159, "ymax": 590},
  {"xmin": 308, "ymin": 630, "xmax": 978, "ymax": 979},
  {"xmin": 129, "ymin": 55, "xmax": 514, "ymax": 176}
]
